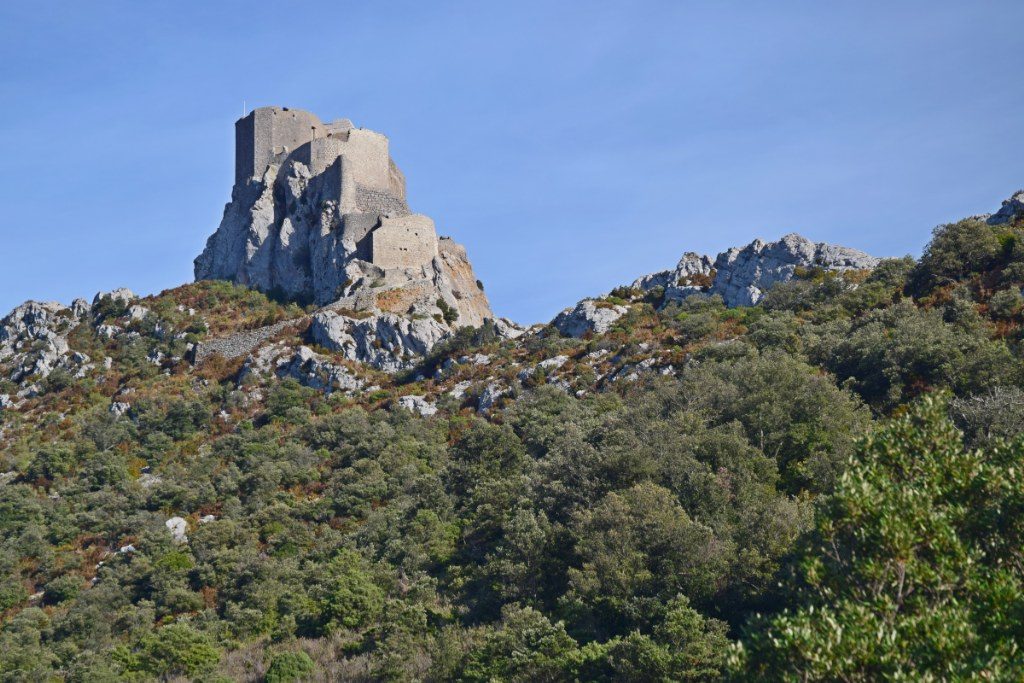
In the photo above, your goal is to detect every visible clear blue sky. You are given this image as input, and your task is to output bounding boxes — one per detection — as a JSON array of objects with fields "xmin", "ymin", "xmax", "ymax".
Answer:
[{"xmin": 1, "ymin": 2, "xmax": 1021, "ymax": 323}]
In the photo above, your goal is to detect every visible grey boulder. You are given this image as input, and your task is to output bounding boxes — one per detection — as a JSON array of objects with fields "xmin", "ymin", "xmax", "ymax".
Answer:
[
  {"xmin": 552, "ymin": 300, "xmax": 628, "ymax": 338},
  {"xmin": 310, "ymin": 309, "xmax": 450, "ymax": 373}
]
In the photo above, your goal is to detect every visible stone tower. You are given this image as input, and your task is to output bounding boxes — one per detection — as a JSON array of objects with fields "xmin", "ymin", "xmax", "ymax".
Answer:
[{"xmin": 195, "ymin": 106, "xmax": 492, "ymax": 327}]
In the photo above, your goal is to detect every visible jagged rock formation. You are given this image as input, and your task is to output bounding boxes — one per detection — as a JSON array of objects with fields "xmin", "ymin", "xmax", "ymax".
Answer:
[
  {"xmin": 194, "ymin": 106, "xmax": 492, "ymax": 328},
  {"xmin": 552, "ymin": 300, "xmax": 628, "ymax": 337},
  {"xmin": 239, "ymin": 344, "xmax": 364, "ymax": 394},
  {"xmin": 632, "ymin": 253, "xmax": 716, "ymax": 306},
  {"xmin": 395, "ymin": 395, "xmax": 438, "ymax": 416},
  {"xmin": 0, "ymin": 292, "xmax": 125, "ymax": 397},
  {"xmin": 632, "ymin": 232, "xmax": 879, "ymax": 309},
  {"xmin": 987, "ymin": 190, "xmax": 1024, "ymax": 225},
  {"xmin": 310, "ymin": 309, "xmax": 450, "ymax": 373}
]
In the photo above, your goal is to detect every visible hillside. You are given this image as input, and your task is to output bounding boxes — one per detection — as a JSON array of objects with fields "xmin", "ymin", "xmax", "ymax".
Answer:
[{"xmin": 1, "ymin": 194, "xmax": 1024, "ymax": 680}]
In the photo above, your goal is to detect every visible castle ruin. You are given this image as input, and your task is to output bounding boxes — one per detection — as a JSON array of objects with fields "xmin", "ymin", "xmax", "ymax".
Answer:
[
  {"xmin": 232, "ymin": 106, "xmax": 436, "ymax": 271},
  {"xmin": 195, "ymin": 106, "xmax": 492, "ymax": 326}
]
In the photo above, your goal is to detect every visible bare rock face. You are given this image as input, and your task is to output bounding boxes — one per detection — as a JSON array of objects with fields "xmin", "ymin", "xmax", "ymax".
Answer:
[
  {"xmin": 633, "ymin": 252, "xmax": 716, "ymax": 305},
  {"xmin": 165, "ymin": 517, "xmax": 188, "ymax": 544},
  {"xmin": 194, "ymin": 106, "xmax": 492, "ymax": 327},
  {"xmin": 552, "ymin": 300, "xmax": 628, "ymax": 337},
  {"xmin": 310, "ymin": 309, "xmax": 450, "ymax": 373},
  {"xmin": 0, "ymin": 301, "xmax": 88, "ymax": 387},
  {"xmin": 711, "ymin": 233, "xmax": 878, "ymax": 306},
  {"xmin": 633, "ymin": 232, "xmax": 878, "ymax": 308},
  {"xmin": 238, "ymin": 342, "xmax": 364, "ymax": 394},
  {"xmin": 396, "ymin": 395, "xmax": 437, "ymax": 416},
  {"xmin": 987, "ymin": 190, "xmax": 1024, "ymax": 225}
]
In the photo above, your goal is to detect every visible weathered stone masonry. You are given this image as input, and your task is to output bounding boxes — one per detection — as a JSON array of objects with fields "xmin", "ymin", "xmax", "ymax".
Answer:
[{"xmin": 195, "ymin": 106, "xmax": 494, "ymax": 326}]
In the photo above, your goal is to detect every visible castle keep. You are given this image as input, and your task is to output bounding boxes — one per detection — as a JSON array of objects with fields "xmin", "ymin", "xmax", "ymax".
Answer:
[
  {"xmin": 232, "ymin": 106, "xmax": 435, "ymax": 270},
  {"xmin": 195, "ymin": 106, "xmax": 493, "ymax": 326}
]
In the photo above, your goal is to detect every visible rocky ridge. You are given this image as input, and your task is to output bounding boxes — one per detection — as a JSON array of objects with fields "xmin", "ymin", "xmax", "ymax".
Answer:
[
  {"xmin": 0, "ymin": 232, "xmax": 880, "ymax": 399},
  {"xmin": 0, "ymin": 290, "xmax": 141, "ymax": 405},
  {"xmin": 632, "ymin": 232, "xmax": 879, "ymax": 309},
  {"xmin": 547, "ymin": 233, "xmax": 878, "ymax": 339},
  {"xmin": 5, "ymin": 191, "xmax": 1020, "ymax": 411}
]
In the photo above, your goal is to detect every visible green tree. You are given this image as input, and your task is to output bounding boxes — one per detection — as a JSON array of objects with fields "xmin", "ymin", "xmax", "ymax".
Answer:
[
  {"xmin": 265, "ymin": 650, "xmax": 315, "ymax": 683},
  {"xmin": 460, "ymin": 605, "xmax": 582, "ymax": 682},
  {"xmin": 578, "ymin": 596, "xmax": 729, "ymax": 682},
  {"xmin": 911, "ymin": 219, "xmax": 1002, "ymax": 292},
  {"xmin": 735, "ymin": 396, "xmax": 1024, "ymax": 680},
  {"xmin": 132, "ymin": 623, "xmax": 221, "ymax": 679},
  {"xmin": 561, "ymin": 482, "xmax": 730, "ymax": 638},
  {"xmin": 319, "ymin": 550, "xmax": 385, "ymax": 632}
]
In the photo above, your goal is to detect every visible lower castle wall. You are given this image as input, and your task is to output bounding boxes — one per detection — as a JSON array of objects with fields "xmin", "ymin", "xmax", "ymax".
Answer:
[{"xmin": 370, "ymin": 215, "xmax": 438, "ymax": 269}]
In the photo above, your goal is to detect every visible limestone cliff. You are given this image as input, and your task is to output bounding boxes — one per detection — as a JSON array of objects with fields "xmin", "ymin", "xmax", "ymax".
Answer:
[{"xmin": 194, "ymin": 106, "xmax": 492, "ymax": 327}]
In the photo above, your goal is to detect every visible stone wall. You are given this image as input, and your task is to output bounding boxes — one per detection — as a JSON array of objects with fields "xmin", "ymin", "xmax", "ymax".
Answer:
[
  {"xmin": 235, "ymin": 108, "xmax": 398, "ymax": 199},
  {"xmin": 356, "ymin": 185, "xmax": 409, "ymax": 216},
  {"xmin": 370, "ymin": 215, "xmax": 438, "ymax": 269},
  {"xmin": 336, "ymin": 128, "xmax": 393, "ymax": 193},
  {"xmin": 193, "ymin": 319, "xmax": 298, "ymax": 363},
  {"xmin": 340, "ymin": 213, "xmax": 380, "ymax": 261},
  {"xmin": 304, "ymin": 137, "xmax": 348, "ymax": 177},
  {"xmin": 236, "ymin": 107, "xmax": 323, "ymax": 183}
]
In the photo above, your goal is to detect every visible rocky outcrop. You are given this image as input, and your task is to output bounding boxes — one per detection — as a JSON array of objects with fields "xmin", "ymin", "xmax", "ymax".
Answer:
[
  {"xmin": 552, "ymin": 300, "xmax": 628, "ymax": 338},
  {"xmin": 0, "ymin": 288, "xmax": 169, "ymax": 393},
  {"xmin": 94, "ymin": 288, "xmax": 136, "ymax": 308},
  {"xmin": 710, "ymin": 233, "xmax": 878, "ymax": 306},
  {"xmin": 633, "ymin": 252, "xmax": 716, "ymax": 305},
  {"xmin": 395, "ymin": 395, "xmax": 438, "ymax": 416},
  {"xmin": 310, "ymin": 309, "xmax": 450, "ymax": 373},
  {"xmin": 194, "ymin": 106, "xmax": 492, "ymax": 327},
  {"xmin": 277, "ymin": 346, "xmax": 364, "ymax": 393},
  {"xmin": 165, "ymin": 517, "xmax": 188, "ymax": 544},
  {"xmin": 633, "ymin": 233, "xmax": 878, "ymax": 307},
  {"xmin": 0, "ymin": 301, "xmax": 87, "ymax": 386},
  {"xmin": 987, "ymin": 190, "xmax": 1024, "ymax": 225},
  {"xmin": 493, "ymin": 318, "xmax": 526, "ymax": 339},
  {"xmin": 238, "ymin": 343, "xmax": 364, "ymax": 394}
]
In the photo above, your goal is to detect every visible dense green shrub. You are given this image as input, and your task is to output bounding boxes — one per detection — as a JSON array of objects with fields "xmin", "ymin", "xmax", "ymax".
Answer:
[
  {"xmin": 319, "ymin": 551, "xmax": 386, "ymax": 632},
  {"xmin": 126, "ymin": 623, "xmax": 221, "ymax": 679},
  {"xmin": 912, "ymin": 219, "xmax": 1003, "ymax": 292},
  {"xmin": 265, "ymin": 650, "xmax": 315, "ymax": 682},
  {"xmin": 989, "ymin": 287, "xmax": 1023, "ymax": 318}
]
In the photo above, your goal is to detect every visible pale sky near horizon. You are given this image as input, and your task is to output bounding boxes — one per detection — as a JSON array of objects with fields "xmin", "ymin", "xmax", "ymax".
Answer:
[{"xmin": 1, "ymin": 1, "xmax": 1022, "ymax": 323}]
